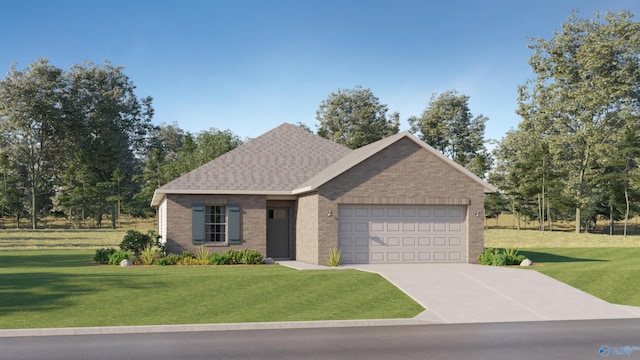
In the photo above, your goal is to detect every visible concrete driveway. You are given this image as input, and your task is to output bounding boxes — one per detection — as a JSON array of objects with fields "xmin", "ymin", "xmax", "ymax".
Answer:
[
  {"xmin": 345, "ymin": 263, "xmax": 640, "ymax": 323},
  {"xmin": 280, "ymin": 261, "xmax": 640, "ymax": 324}
]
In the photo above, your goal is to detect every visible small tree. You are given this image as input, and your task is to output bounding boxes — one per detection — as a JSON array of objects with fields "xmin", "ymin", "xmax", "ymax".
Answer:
[{"xmin": 119, "ymin": 230, "xmax": 153, "ymax": 257}]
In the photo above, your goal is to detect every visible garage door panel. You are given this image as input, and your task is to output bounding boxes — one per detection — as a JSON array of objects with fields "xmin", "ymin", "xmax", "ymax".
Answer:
[
  {"xmin": 403, "ymin": 252, "xmax": 416, "ymax": 261},
  {"xmin": 339, "ymin": 205, "xmax": 466, "ymax": 264},
  {"xmin": 433, "ymin": 251, "xmax": 447, "ymax": 261},
  {"xmin": 402, "ymin": 223, "xmax": 415, "ymax": 232},
  {"xmin": 403, "ymin": 237, "xmax": 416, "ymax": 246},
  {"xmin": 449, "ymin": 237, "xmax": 462, "ymax": 246},
  {"xmin": 339, "ymin": 236, "xmax": 352, "ymax": 247},
  {"xmin": 434, "ymin": 237, "xmax": 446, "ymax": 246},
  {"xmin": 371, "ymin": 222, "xmax": 384, "ymax": 232},
  {"xmin": 355, "ymin": 237, "xmax": 368, "ymax": 247},
  {"xmin": 434, "ymin": 223, "xmax": 447, "ymax": 231},
  {"xmin": 387, "ymin": 237, "xmax": 400, "ymax": 246},
  {"xmin": 339, "ymin": 207, "xmax": 353, "ymax": 217},
  {"xmin": 371, "ymin": 208, "xmax": 385, "ymax": 217},
  {"xmin": 355, "ymin": 207, "xmax": 369, "ymax": 217},
  {"xmin": 418, "ymin": 208, "xmax": 432, "ymax": 217},
  {"xmin": 387, "ymin": 223, "xmax": 401, "ymax": 232}
]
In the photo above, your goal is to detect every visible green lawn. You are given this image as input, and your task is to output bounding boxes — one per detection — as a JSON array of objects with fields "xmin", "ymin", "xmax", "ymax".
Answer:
[
  {"xmin": 517, "ymin": 248, "xmax": 640, "ymax": 307},
  {"xmin": 486, "ymin": 229, "xmax": 640, "ymax": 307},
  {"xmin": 0, "ymin": 250, "xmax": 424, "ymax": 329}
]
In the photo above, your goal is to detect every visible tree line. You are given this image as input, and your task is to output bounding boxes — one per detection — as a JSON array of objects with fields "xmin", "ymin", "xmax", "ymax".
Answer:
[
  {"xmin": 0, "ymin": 59, "xmax": 242, "ymax": 228},
  {"xmin": 2, "ymin": 11, "xmax": 637, "ymax": 234},
  {"xmin": 488, "ymin": 11, "xmax": 640, "ymax": 236}
]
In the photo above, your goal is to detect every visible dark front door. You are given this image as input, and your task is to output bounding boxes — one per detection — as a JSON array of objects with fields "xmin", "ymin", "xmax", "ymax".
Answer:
[{"xmin": 267, "ymin": 207, "xmax": 289, "ymax": 258}]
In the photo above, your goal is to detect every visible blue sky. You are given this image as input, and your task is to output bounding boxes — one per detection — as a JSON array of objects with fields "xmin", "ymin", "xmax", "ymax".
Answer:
[{"xmin": 1, "ymin": 0, "xmax": 639, "ymax": 143}]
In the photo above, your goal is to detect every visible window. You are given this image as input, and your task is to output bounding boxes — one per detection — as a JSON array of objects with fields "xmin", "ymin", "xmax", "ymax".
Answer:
[
  {"xmin": 206, "ymin": 205, "xmax": 226, "ymax": 242},
  {"xmin": 192, "ymin": 203, "xmax": 240, "ymax": 246}
]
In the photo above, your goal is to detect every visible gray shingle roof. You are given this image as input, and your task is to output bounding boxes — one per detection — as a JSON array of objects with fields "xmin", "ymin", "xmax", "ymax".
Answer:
[
  {"xmin": 151, "ymin": 123, "xmax": 496, "ymax": 206},
  {"xmin": 151, "ymin": 123, "xmax": 351, "ymax": 205}
]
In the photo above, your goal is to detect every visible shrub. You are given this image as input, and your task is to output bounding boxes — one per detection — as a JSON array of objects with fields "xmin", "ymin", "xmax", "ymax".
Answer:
[
  {"xmin": 479, "ymin": 248, "xmax": 523, "ymax": 266},
  {"xmin": 180, "ymin": 251, "xmax": 195, "ymax": 260},
  {"xmin": 239, "ymin": 249, "xmax": 263, "ymax": 264},
  {"xmin": 491, "ymin": 253, "xmax": 507, "ymax": 266},
  {"xmin": 108, "ymin": 250, "xmax": 130, "ymax": 265},
  {"xmin": 209, "ymin": 253, "xmax": 231, "ymax": 265},
  {"xmin": 154, "ymin": 257, "xmax": 169, "ymax": 266},
  {"xmin": 478, "ymin": 248, "xmax": 498, "ymax": 265},
  {"xmin": 225, "ymin": 249, "xmax": 243, "ymax": 264},
  {"xmin": 139, "ymin": 245, "xmax": 158, "ymax": 265},
  {"xmin": 195, "ymin": 245, "xmax": 210, "ymax": 262},
  {"xmin": 165, "ymin": 253, "xmax": 181, "ymax": 265},
  {"xmin": 94, "ymin": 247, "xmax": 116, "ymax": 264},
  {"xmin": 326, "ymin": 248, "xmax": 342, "ymax": 267},
  {"xmin": 119, "ymin": 230, "xmax": 153, "ymax": 257}
]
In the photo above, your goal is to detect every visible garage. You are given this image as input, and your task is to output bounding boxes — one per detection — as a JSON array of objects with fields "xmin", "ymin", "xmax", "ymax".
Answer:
[{"xmin": 338, "ymin": 205, "xmax": 467, "ymax": 264}]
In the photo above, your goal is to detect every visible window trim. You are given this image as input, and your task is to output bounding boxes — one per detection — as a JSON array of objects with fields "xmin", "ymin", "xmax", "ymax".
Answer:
[{"xmin": 205, "ymin": 205, "xmax": 227, "ymax": 245}]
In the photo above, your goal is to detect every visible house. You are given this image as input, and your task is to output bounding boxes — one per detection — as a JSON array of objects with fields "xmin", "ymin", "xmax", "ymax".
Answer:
[{"xmin": 151, "ymin": 123, "xmax": 496, "ymax": 265}]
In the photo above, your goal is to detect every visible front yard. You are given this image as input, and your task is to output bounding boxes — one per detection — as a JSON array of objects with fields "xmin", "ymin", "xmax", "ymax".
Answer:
[
  {"xmin": 0, "ymin": 250, "xmax": 424, "ymax": 329},
  {"xmin": 486, "ymin": 229, "xmax": 640, "ymax": 307}
]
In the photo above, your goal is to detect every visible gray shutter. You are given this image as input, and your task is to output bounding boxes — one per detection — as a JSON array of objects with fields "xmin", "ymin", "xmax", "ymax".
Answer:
[
  {"xmin": 227, "ymin": 204, "xmax": 240, "ymax": 244},
  {"xmin": 192, "ymin": 204, "xmax": 205, "ymax": 245}
]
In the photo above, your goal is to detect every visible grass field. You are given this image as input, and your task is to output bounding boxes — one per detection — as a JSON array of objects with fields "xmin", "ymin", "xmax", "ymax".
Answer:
[
  {"xmin": 0, "ymin": 230, "xmax": 126, "ymax": 250},
  {"xmin": 485, "ymin": 229, "xmax": 640, "ymax": 248},
  {"xmin": 0, "ymin": 250, "xmax": 424, "ymax": 329},
  {"xmin": 486, "ymin": 229, "xmax": 640, "ymax": 307},
  {"xmin": 517, "ymin": 248, "xmax": 640, "ymax": 307}
]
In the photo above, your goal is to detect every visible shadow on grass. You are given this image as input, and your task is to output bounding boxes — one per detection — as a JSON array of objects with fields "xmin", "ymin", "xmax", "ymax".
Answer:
[
  {"xmin": 518, "ymin": 250, "xmax": 607, "ymax": 263},
  {"xmin": 0, "ymin": 253, "xmax": 91, "ymax": 268}
]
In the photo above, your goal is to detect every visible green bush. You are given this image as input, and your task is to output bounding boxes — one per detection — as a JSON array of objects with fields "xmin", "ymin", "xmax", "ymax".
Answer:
[
  {"xmin": 491, "ymin": 253, "xmax": 507, "ymax": 266},
  {"xmin": 479, "ymin": 248, "xmax": 525, "ymax": 266},
  {"xmin": 225, "ymin": 249, "xmax": 243, "ymax": 264},
  {"xmin": 478, "ymin": 248, "xmax": 498, "ymax": 265},
  {"xmin": 154, "ymin": 257, "xmax": 169, "ymax": 266},
  {"xmin": 94, "ymin": 247, "xmax": 116, "ymax": 264},
  {"xmin": 119, "ymin": 230, "xmax": 153, "ymax": 257},
  {"xmin": 180, "ymin": 251, "xmax": 194, "ymax": 260},
  {"xmin": 165, "ymin": 253, "xmax": 181, "ymax": 265},
  {"xmin": 108, "ymin": 250, "xmax": 130, "ymax": 265},
  {"xmin": 209, "ymin": 253, "xmax": 231, "ymax": 265},
  {"xmin": 239, "ymin": 249, "xmax": 263, "ymax": 264}
]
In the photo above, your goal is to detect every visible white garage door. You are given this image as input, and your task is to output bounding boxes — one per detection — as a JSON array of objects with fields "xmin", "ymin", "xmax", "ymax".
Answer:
[{"xmin": 338, "ymin": 205, "xmax": 466, "ymax": 264}]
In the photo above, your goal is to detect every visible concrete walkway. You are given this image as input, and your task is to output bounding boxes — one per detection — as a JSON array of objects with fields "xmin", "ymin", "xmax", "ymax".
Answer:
[{"xmin": 279, "ymin": 261, "xmax": 640, "ymax": 324}]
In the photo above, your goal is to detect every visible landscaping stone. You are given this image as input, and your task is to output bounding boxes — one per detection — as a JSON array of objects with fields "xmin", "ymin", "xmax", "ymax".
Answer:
[
  {"xmin": 520, "ymin": 258, "xmax": 532, "ymax": 266},
  {"xmin": 120, "ymin": 259, "xmax": 132, "ymax": 267},
  {"xmin": 262, "ymin": 257, "xmax": 275, "ymax": 264}
]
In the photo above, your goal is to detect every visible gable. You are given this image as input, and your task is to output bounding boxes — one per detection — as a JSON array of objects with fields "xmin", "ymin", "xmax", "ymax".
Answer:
[
  {"xmin": 319, "ymin": 137, "xmax": 485, "ymax": 201},
  {"xmin": 294, "ymin": 132, "xmax": 495, "ymax": 195}
]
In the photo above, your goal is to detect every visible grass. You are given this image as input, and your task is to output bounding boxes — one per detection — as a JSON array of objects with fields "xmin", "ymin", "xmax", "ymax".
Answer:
[
  {"xmin": 487, "ymin": 229, "xmax": 640, "ymax": 307},
  {"xmin": 517, "ymin": 248, "xmax": 640, "ymax": 307},
  {"xmin": 0, "ymin": 250, "xmax": 424, "ymax": 329},
  {"xmin": 485, "ymin": 229, "xmax": 640, "ymax": 248},
  {"xmin": 0, "ymin": 229, "xmax": 127, "ymax": 250}
]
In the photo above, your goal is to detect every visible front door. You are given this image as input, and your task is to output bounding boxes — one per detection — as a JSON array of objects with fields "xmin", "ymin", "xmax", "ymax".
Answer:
[{"xmin": 267, "ymin": 207, "xmax": 289, "ymax": 258}]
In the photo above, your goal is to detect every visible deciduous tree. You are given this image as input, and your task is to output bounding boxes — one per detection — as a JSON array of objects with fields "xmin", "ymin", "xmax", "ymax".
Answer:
[{"xmin": 316, "ymin": 86, "xmax": 399, "ymax": 149}]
